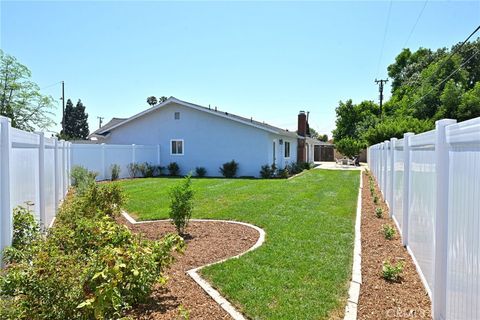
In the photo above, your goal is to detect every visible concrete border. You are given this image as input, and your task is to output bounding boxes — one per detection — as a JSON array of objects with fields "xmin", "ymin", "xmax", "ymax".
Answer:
[
  {"xmin": 121, "ymin": 211, "xmax": 266, "ymax": 320},
  {"xmin": 343, "ymin": 171, "xmax": 363, "ymax": 320}
]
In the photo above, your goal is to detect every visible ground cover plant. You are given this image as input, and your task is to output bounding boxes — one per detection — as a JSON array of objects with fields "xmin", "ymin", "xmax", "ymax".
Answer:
[
  {"xmin": 118, "ymin": 169, "xmax": 359, "ymax": 319},
  {"xmin": 0, "ymin": 183, "xmax": 184, "ymax": 320}
]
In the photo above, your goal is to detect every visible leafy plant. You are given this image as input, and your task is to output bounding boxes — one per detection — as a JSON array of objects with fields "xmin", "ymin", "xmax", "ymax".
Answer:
[
  {"xmin": 168, "ymin": 162, "xmax": 180, "ymax": 176},
  {"xmin": 382, "ymin": 224, "xmax": 396, "ymax": 240},
  {"xmin": 138, "ymin": 162, "xmax": 156, "ymax": 178},
  {"xmin": 382, "ymin": 260, "xmax": 404, "ymax": 282},
  {"xmin": 70, "ymin": 165, "xmax": 97, "ymax": 195},
  {"xmin": 110, "ymin": 164, "xmax": 120, "ymax": 181},
  {"xmin": 277, "ymin": 167, "xmax": 289, "ymax": 179},
  {"xmin": 169, "ymin": 175, "xmax": 194, "ymax": 235},
  {"xmin": 260, "ymin": 164, "xmax": 274, "ymax": 179},
  {"xmin": 219, "ymin": 160, "xmax": 238, "ymax": 178},
  {"xmin": 375, "ymin": 207, "xmax": 383, "ymax": 218},
  {"xmin": 0, "ymin": 182, "xmax": 185, "ymax": 320},
  {"xmin": 195, "ymin": 167, "xmax": 207, "ymax": 177},
  {"xmin": 127, "ymin": 162, "xmax": 140, "ymax": 178},
  {"xmin": 373, "ymin": 194, "xmax": 379, "ymax": 204}
]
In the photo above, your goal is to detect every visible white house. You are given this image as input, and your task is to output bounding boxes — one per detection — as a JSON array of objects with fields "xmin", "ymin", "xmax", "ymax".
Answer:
[{"xmin": 88, "ymin": 97, "xmax": 320, "ymax": 177}]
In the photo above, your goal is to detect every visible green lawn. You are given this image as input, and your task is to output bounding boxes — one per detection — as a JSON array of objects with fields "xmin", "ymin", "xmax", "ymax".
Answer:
[{"xmin": 118, "ymin": 170, "xmax": 360, "ymax": 319}]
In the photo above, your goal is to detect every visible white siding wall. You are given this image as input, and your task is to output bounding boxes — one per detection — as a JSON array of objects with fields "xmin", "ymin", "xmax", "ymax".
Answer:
[{"xmin": 101, "ymin": 103, "xmax": 296, "ymax": 177}]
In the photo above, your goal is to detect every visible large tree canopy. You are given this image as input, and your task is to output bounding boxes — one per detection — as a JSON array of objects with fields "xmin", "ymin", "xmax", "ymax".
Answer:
[
  {"xmin": 334, "ymin": 38, "xmax": 480, "ymax": 148},
  {"xmin": 0, "ymin": 50, "xmax": 55, "ymax": 131}
]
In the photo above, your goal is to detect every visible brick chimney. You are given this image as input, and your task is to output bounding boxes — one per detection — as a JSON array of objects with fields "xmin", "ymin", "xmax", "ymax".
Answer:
[
  {"xmin": 297, "ymin": 111, "xmax": 307, "ymax": 137},
  {"xmin": 297, "ymin": 111, "xmax": 307, "ymax": 162}
]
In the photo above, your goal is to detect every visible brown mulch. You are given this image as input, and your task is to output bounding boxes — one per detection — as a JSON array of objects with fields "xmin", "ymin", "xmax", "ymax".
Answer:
[
  {"xmin": 117, "ymin": 216, "xmax": 259, "ymax": 320},
  {"xmin": 358, "ymin": 172, "xmax": 432, "ymax": 319}
]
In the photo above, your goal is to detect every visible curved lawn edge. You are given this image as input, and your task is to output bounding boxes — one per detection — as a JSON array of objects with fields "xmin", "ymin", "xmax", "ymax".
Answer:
[{"xmin": 120, "ymin": 210, "xmax": 266, "ymax": 320}]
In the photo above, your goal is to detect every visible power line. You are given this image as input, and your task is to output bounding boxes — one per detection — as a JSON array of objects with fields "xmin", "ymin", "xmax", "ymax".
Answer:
[
  {"xmin": 403, "ymin": 0, "xmax": 428, "ymax": 48},
  {"xmin": 376, "ymin": 0, "xmax": 393, "ymax": 78},
  {"xmin": 410, "ymin": 47, "xmax": 479, "ymax": 108},
  {"xmin": 39, "ymin": 81, "xmax": 62, "ymax": 91}
]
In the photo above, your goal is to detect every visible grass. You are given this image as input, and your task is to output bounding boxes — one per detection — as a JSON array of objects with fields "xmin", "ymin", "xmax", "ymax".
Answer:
[{"xmin": 118, "ymin": 170, "xmax": 360, "ymax": 319}]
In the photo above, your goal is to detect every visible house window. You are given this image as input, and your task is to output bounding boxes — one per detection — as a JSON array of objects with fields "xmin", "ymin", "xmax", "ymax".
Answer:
[
  {"xmin": 174, "ymin": 112, "xmax": 180, "ymax": 120},
  {"xmin": 171, "ymin": 139, "xmax": 184, "ymax": 155},
  {"xmin": 284, "ymin": 141, "xmax": 290, "ymax": 158}
]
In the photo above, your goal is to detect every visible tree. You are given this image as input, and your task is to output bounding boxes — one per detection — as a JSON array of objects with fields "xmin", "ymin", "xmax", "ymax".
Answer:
[
  {"xmin": 146, "ymin": 96, "xmax": 157, "ymax": 106},
  {"xmin": 457, "ymin": 82, "xmax": 480, "ymax": 122},
  {"xmin": 332, "ymin": 99, "xmax": 379, "ymax": 142},
  {"xmin": 158, "ymin": 96, "xmax": 168, "ymax": 103},
  {"xmin": 319, "ymin": 134, "xmax": 328, "ymax": 142},
  {"xmin": 0, "ymin": 50, "xmax": 55, "ymax": 131},
  {"xmin": 335, "ymin": 138, "xmax": 365, "ymax": 158},
  {"xmin": 60, "ymin": 99, "xmax": 89, "ymax": 140}
]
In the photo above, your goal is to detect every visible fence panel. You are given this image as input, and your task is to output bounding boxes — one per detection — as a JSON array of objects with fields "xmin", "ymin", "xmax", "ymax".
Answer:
[
  {"xmin": 445, "ymin": 118, "xmax": 480, "ymax": 320},
  {"xmin": 368, "ymin": 116, "xmax": 480, "ymax": 320},
  {"xmin": 71, "ymin": 143, "xmax": 159, "ymax": 181}
]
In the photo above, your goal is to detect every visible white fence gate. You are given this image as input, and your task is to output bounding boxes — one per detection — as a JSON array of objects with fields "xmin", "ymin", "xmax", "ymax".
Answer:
[
  {"xmin": 0, "ymin": 116, "xmax": 71, "ymax": 256},
  {"xmin": 70, "ymin": 143, "xmax": 160, "ymax": 181},
  {"xmin": 368, "ymin": 117, "xmax": 480, "ymax": 320}
]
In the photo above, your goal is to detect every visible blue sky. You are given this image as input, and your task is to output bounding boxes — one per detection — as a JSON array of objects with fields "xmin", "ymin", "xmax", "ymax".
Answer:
[{"xmin": 1, "ymin": 1, "xmax": 479, "ymax": 136}]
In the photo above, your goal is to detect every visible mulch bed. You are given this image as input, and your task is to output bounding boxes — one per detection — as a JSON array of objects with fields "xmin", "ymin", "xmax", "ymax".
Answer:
[
  {"xmin": 358, "ymin": 171, "xmax": 432, "ymax": 319},
  {"xmin": 118, "ymin": 216, "xmax": 259, "ymax": 320}
]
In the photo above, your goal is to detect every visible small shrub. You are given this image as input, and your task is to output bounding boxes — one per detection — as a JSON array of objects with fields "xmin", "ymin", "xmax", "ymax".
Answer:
[
  {"xmin": 110, "ymin": 164, "xmax": 120, "ymax": 181},
  {"xmin": 220, "ymin": 160, "xmax": 239, "ymax": 178},
  {"xmin": 138, "ymin": 162, "xmax": 156, "ymax": 178},
  {"xmin": 382, "ymin": 260, "xmax": 404, "ymax": 282},
  {"xmin": 260, "ymin": 164, "xmax": 274, "ymax": 179},
  {"xmin": 277, "ymin": 167, "xmax": 289, "ymax": 179},
  {"xmin": 370, "ymin": 186, "xmax": 375, "ymax": 196},
  {"xmin": 71, "ymin": 166, "xmax": 97, "ymax": 195},
  {"xmin": 298, "ymin": 162, "xmax": 312, "ymax": 171},
  {"xmin": 382, "ymin": 224, "xmax": 396, "ymax": 240},
  {"xmin": 375, "ymin": 207, "xmax": 383, "ymax": 218},
  {"xmin": 168, "ymin": 162, "xmax": 180, "ymax": 176},
  {"xmin": 155, "ymin": 166, "xmax": 165, "ymax": 177},
  {"xmin": 195, "ymin": 167, "xmax": 207, "ymax": 177},
  {"xmin": 127, "ymin": 162, "xmax": 140, "ymax": 178},
  {"xmin": 373, "ymin": 194, "xmax": 379, "ymax": 204},
  {"xmin": 169, "ymin": 175, "xmax": 194, "ymax": 234}
]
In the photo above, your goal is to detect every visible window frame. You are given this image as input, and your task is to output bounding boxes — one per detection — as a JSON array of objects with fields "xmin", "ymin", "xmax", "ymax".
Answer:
[
  {"xmin": 174, "ymin": 112, "xmax": 180, "ymax": 120},
  {"xmin": 284, "ymin": 141, "xmax": 291, "ymax": 159},
  {"xmin": 170, "ymin": 139, "xmax": 184, "ymax": 155}
]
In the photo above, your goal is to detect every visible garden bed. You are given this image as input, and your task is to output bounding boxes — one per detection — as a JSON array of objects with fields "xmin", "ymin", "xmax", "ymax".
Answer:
[
  {"xmin": 119, "ymin": 216, "xmax": 259, "ymax": 319},
  {"xmin": 358, "ymin": 171, "xmax": 432, "ymax": 319}
]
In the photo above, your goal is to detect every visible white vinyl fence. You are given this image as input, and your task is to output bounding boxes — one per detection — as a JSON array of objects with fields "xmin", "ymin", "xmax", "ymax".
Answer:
[
  {"xmin": 0, "ymin": 116, "xmax": 71, "ymax": 256},
  {"xmin": 71, "ymin": 143, "xmax": 160, "ymax": 181},
  {"xmin": 368, "ymin": 117, "xmax": 480, "ymax": 320}
]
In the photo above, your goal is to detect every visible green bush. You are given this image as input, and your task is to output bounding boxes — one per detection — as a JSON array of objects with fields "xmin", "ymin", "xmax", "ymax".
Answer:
[
  {"xmin": 167, "ymin": 162, "xmax": 180, "ymax": 176},
  {"xmin": 110, "ymin": 164, "xmax": 120, "ymax": 181},
  {"xmin": 382, "ymin": 224, "xmax": 396, "ymax": 240},
  {"xmin": 195, "ymin": 167, "xmax": 207, "ymax": 177},
  {"xmin": 70, "ymin": 166, "xmax": 97, "ymax": 195},
  {"xmin": 373, "ymin": 194, "xmax": 379, "ymax": 204},
  {"xmin": 169, "ymin": 176, "xmax": 194, "ymax": 235},
  {"xmin": 127, "ymin": 162, "xmax": 140, "ymax": 178},
  {"xmin": 0, "ymin": 183, "xmax": 185, "ymax": 320},
  {"xmin": 382, "ymin": 260, "xmax": 404, "ymax": 282},
  {"xmin": 219, "ymin": 160, "xmax": 238, "ymax": 178},
  {"xmin": 138, "ymin": 162, "xmax": 156, "ymax": 178},
  {"xmin": 375, "ymin": 207, "xmax": 383, "ymax": 218},
  {"xmin": 260, "ymin": 164, "xmax": 274, "ymax": 179},
  {"xmin": 277, "ymin": 167, "xmax": 289, "ymax": 179}
]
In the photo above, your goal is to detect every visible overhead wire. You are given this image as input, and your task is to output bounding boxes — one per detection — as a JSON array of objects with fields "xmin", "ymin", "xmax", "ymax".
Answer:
[
  {"xmin": 403, "ymin": 0, "xmax": 429, "ymax": 48},
  {"xmin": 376, "ymin": 0, "xmax": 393, "ymax": 78}
]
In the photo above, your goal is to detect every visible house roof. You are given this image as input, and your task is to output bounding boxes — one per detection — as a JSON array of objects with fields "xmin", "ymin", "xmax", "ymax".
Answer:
[{"xmin": 89, "ymin": 97, "xmax": 299, "ymax": 139}]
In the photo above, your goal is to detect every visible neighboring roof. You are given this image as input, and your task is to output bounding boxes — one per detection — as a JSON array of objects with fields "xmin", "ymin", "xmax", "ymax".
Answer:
[
  {"xmin": 88, "ymin": 117, "xmax": 127, "ymax": 139},
  {"xmin": 90, "ymin": 97, "xmax": 299, "ymax": 138}
]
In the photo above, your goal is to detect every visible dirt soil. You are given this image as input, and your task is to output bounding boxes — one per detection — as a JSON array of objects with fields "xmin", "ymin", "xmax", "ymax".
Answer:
[
  {"xmin": 358, "ymin": 171, "xmax": 432, "ymax": 319},
  {"xmin": 119, "ymin": 216, "xmax": 259, "ymax": 320}
]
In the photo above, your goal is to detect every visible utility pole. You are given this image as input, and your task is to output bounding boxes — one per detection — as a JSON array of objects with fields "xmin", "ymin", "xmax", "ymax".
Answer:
[
  {"xmin": 61, "ymin": 81, "xmax": 65, "ymax": 131},
  {"xmin": 97, "ymin": 116, "xmax": 104, "ymax": 129},
  {"xmin": 375, "ymin": 78, "xmax": 388, "ymax": 117}
]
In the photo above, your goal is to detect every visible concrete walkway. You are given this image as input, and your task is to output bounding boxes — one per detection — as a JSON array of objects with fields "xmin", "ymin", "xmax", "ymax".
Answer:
[{"xmin": 314, "ymin": 161, "xmax": 367, "ymax": 171}]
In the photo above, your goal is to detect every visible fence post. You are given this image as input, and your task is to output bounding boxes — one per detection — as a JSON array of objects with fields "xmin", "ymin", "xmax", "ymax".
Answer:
[
  {"xmin": 383, "ymin": 141, "xmax": 389, "ymax": 197},
  {"xmin": 101, "ymin": 143, "xmax": 106, "ymax": 180},
  {"xmin": 54, "ymin": 138, "xmax": 60, "ymax": 212},
  {"xmin": 38, "ymin": 132, "xmax": 46, "ymax": 227},
  {"xmin": 402, "ymin": 132, "xmax": 414, "ymax": 246},
  {"xmin": 389, "ymin": 138, "xmax": 397, "ymax": 216},
  {"xmin": 433, "ymin": 119, "xmax": 456, "ymax": 320},
  {"xmin": 0, "ymin": 117, "xmax": 13, "ymax": 258},
  {"xmin": 61, "ymin": 141, "xmax": 67, "ymax": 197}
]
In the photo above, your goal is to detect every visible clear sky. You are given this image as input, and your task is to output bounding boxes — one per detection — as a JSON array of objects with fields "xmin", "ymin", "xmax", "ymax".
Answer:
[{"xmin": 1, "ymin": 1, "xmax": 479, "ymax": 136}]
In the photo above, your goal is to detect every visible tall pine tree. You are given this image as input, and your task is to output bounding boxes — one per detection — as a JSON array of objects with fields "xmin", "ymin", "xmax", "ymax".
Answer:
[{"xmin": 60, "ymin": 98, "xmax": 89, "ymax": 140}]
